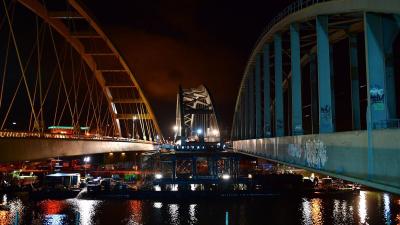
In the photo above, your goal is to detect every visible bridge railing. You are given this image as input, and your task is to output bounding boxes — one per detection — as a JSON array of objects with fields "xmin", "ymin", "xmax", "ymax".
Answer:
[{"xmin": 261, "ymin": 0, "xmax": 331, "ymax": 37}]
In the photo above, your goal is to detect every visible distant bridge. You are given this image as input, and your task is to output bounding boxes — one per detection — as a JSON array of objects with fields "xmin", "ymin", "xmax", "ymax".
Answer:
[
  {"xmin": 231, "ymin": 0, "xmax": 400, "ymax": 194},
  {"xmin": 0, "ymin": 0, "xmax": 162, "ymax": 160}
]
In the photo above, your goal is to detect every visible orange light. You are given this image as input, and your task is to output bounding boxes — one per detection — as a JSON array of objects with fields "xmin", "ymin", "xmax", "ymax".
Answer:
[
  {"xmin": 121, "ymin": 152, "xmax": 126, "ymax": 156},
  {"xmin": 109, "ymin": 152, "xmax": 113, "ymax": 156}
]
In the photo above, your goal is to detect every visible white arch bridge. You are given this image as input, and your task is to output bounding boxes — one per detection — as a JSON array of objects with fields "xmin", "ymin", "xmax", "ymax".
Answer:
[{"xmin": 0, "ymin": 0, "xmax": 162, "ymax": 161}]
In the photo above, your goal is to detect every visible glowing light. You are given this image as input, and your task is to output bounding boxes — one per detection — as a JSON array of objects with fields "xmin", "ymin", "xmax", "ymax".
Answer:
[
  {"xmin": 212, "ymin": 129, "xmax": 219, "ymax": 136},
  {"xmin": 129, "ymin": 200, "xmax": 143, "ymax": 225},
  {"xmin": 222, "ymin": 174, "xmax": 230, "ymax": 180},
  {"xmin": 154, "ymin": 185, "xmax": 161, "ymax": 191},
  {"xmin": 173, "ymin": 125, "xmax": 178, "ymax": 132},
  {"xmin": 12, "ymin": 122, "xmax": 16, "ymax": 125},
  {"xmin": 121, "ymin": 152, "xmax": 126, "ymax": 156},
  {"xmin": 155, "ymin": 173, "xmax": 163, "ymax": 179},
  {"xmin": 83, "ymin": 157, "xmax": 91, "ymax": 163},
  {"xmin": 133, "ymin": 116, "xmax": 137, "ymax": 120},
  {"xmin": 153, "ymin": 202, "xmax": 162, "ymax": 209},
  {"xmin": 248, "ymin": 174, "xmax": 252, "ymax": 179},
  {"xmin": 171, "ymin": 184, "xmax": 178, "ymax": 191},
  {"xmin": 196, "ymin": 129, "xmax": 202, "ymax": 135},
  {"xmin": 108, "ymin": 152, "xmax": 113, "ymax": 156}
]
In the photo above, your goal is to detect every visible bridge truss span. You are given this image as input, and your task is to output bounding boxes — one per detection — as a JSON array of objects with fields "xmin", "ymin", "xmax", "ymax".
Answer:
[{"xmin": 231, "ymin": 0, "xmax": 400, "ymax": 194}]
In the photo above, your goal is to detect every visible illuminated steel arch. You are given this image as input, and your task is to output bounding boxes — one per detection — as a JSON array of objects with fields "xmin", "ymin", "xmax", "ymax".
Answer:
[
  {"xmin": 176, "ymin": 85, "xmax": 220, "ymax": 143},
  {"xmin": 15, "ymin": 0, "xmax": 162, "ymax": 140}
]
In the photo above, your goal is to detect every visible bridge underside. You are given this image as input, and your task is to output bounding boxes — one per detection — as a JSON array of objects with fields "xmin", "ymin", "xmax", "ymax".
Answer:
[
  {"xmin": 0, "ymin": 138, "xmax": 155, "ymax": 162},
  {"xmin": 234, "ymin": 129, "xmax": 400, "ymax": 195}
]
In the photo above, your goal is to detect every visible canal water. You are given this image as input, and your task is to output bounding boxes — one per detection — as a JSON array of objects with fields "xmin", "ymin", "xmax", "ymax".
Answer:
[{"xmin": 0, "ymin": 191, "xmax": 399, "ymax": 225}]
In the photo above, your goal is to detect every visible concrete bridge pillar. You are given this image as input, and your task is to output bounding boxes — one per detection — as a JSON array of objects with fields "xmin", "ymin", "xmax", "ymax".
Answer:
[
  {"xmin": 316, "ymin": 15, "xmax": 334, "ymax": 133},
  {"xmin": 290, "ymin": 23, "xmax": 303, "ymax": 135},
  {"xmin": 364, "ymin": 13, "xmax": 389, "ymax": 128},
  {"xmin": 383, "ymin": 15, "xmax": 400, "ymax": 121},
  {"xmin": 263, "ymin": 44, "xmax": 272, "ymax": 137},
  {"xmin": 244, "ymin": 79, "xmax": 249, "ymax": 138},
  {"xmin": 255, "ymin": 54, "xmax": 262, "ymax": 138},
  {"xmin": 310, "ymin": 53, "xmax": 319, "ymax": 134},
  {"xmin": 349, "ymin": 34, "xmax": 361, "ymax": 130},
  {"xmin": 274, "ymin": 33, "xmax": 284, "ymax": 137}
]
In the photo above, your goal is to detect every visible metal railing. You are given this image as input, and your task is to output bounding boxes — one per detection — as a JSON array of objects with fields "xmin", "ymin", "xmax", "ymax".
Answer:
[{"xmin": 258, "ymin": 0, "xmax": 332, "ymax": 43}]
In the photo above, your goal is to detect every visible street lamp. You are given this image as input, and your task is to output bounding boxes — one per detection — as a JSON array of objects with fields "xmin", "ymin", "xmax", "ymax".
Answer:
[
  {"xmin": 132, "ymin": 116, "xmax": 137, "ymax": 140},
  {"xmin": 83, "ymin": 156, "xmax": 91, "ymax": 177}
]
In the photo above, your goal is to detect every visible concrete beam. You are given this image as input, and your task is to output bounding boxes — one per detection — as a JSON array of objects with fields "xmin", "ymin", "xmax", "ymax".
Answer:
[{"xmin": 0, "ymin": 138, "xmax": 155, "ymax": 162}]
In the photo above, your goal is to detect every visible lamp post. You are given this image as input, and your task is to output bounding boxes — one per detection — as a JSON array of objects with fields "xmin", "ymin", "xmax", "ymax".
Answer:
[
  {"xmin": 83, "ymin": 156, "xmax": 90, "ymax": 178},
  {"xmin": 132, "ymin": 116, "xmax": 137, "ymax": 140}
]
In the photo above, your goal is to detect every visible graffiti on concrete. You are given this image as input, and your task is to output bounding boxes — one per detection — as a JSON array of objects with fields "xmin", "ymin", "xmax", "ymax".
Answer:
[
  {"xmin": 288, "ymin": 144, "xmax": 302, "ymax": 159},
  {"xmin": 304, "ymin": 139, "xmax": 328, "ymax": 169}
]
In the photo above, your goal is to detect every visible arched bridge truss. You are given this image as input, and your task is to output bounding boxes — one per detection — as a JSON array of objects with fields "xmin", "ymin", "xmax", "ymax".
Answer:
[
  {"xmin": 0, "ymin": 0, "xmax": 162, "ymax": 143},
  {"xmin": 176, "ymin": 85, "xmax": 220, "ymax": 144},
  {"xmin": 231, "ymin": 0, "xmax": 400, "ymax": 194}
]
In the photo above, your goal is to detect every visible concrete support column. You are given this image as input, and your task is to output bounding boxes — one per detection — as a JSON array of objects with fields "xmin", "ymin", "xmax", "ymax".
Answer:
[
  {"xmin": 263, "ymin": 44, "xmax": 272, "ymax": 137},
  {"xmin": 349, "ymin": 34, "xmax": 361, "ymax": 130},
  {"xmin": 330, "ymin": 45, "xmax": 336, "ymax": 130},
  {"xmin": 255, "ymin": 54, "xmax": 262, "ymax": 138},
  {"xmin": 290, "ymin": 23, "xmax": 303, "ymax": 135},
  {"xmin": 274, "ymin": 34, "xmax": 284, "ymax": 137},
  {"xmin": 364, "ymin": 13, "xmax": 389, "ymax": 128},
  {"xmin": 310, "ymin": 53, "xmax": 319, "ymax": 134},
  {"xmin": 241, "ymin": 94, "xmax": 245, "ymax": 139},
  {"xmin": 316, "ymin": 15, "xmax": 334, "ymax": 133},
  {"xmin": 383, "ymin": 15, "xmax": 400, "ymax": 120},
  {"xmin": 249, "ymin": 71, "xmax": 255, "ymax": 138}
]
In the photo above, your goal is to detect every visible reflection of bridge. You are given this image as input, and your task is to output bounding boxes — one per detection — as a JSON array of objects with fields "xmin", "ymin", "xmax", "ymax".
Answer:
[
  {"xmin": 0, "ymin": 0, "xmax": 161, "ymax": 160},
  {"xmin": 231, "ymin": 0, "xmax": 400, "ymax": 194}
]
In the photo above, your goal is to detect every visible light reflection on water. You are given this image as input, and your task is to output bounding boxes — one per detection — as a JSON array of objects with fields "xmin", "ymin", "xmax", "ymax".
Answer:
[
  {"xmin": 359, "ymin": 191, "xmax": 368, "ymax": 224},
  {"xmin": 0, "ymin": 191, "xmax": 398, "ymax": 224},
  {"xmin": 66, "ymin": 199, "xmax": 101, "ymax": 225}
]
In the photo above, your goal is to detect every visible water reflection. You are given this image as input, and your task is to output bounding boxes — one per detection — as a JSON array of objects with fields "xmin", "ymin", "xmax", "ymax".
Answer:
[
  {"xmin": 301, "ymin": 198, "xmax": 323, "ymax": 225},
  {"xmin": 67, "ymin": 199, "xmax": 101, "ymax": 225},
  {"xmin": 128, "ymin": 200, "xmax": 143, "ymax": 225},
  {"xmin": 359, "ymin": 191, "xmax": 368, "ymax": 224},
  {"xmin": 384, "ymin": 193, "xmax": 392, "ymax": 224},
  {"xmin": 169, "ymin": 204, "xmax": 180, "ymax": 225},
  {"xmin": 189, "ymin": 204, "xmax": 197, "ymax": 225}
]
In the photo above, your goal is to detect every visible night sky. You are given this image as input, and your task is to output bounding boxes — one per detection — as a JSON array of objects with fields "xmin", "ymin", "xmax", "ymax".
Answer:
[{"xmin": 82, "ymin": 0, "xmax": 293, "ymax": 137}]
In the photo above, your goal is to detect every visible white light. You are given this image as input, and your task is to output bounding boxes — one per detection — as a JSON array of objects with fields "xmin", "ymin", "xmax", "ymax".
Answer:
[
  {"xmin": 133, "ymin": 116, "xmax": 137, "ymax": 120},
  {"xmin": 12, "ymin": 122, "xmax": 16, "ymax": 125},
  {"xmin": 84, "ymin": 156, "xmax": 91, "ymax": 163},
  {"xmin": 154, "ymin": 185, "xmax": 161, "ymax": 191},
  {"xmin": 155, "ymin": 173, "xmax": 163, "ymax": 179},
  {"xmin": 222, "ymin": 174, "xmax": 230, "ymax": 180},
  {"xmin": 248, "ymin": 174, "xmax": 252, "ymax": 179},
  {"xmin": 212, "ymin": 129, "xmax": 219, "ymax": 136},
  {"xmin": 173, "ymin": 125, "xmax": 178, "ymax": 132},
  {"xmin": 176, "ymin": 140, "xmax": 181, "ymax": 145},
  {"xmin": 153, "ymin": 202, "xmax": 163, "ymax": 208},
  {"xmin": 196, "ymin": 129, "xmax": 202, "ymax": 135}
]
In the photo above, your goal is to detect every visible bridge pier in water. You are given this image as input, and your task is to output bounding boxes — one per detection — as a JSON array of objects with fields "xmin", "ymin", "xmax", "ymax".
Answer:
[{"xmin": 231, "ymin": 1, "xmax": 400, "ymax": 194}]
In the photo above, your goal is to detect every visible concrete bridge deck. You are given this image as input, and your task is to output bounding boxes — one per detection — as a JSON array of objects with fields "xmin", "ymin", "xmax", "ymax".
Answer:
[{"xmin": 234, "ymin": 129, "xmax": 400, "ymax": 194}]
